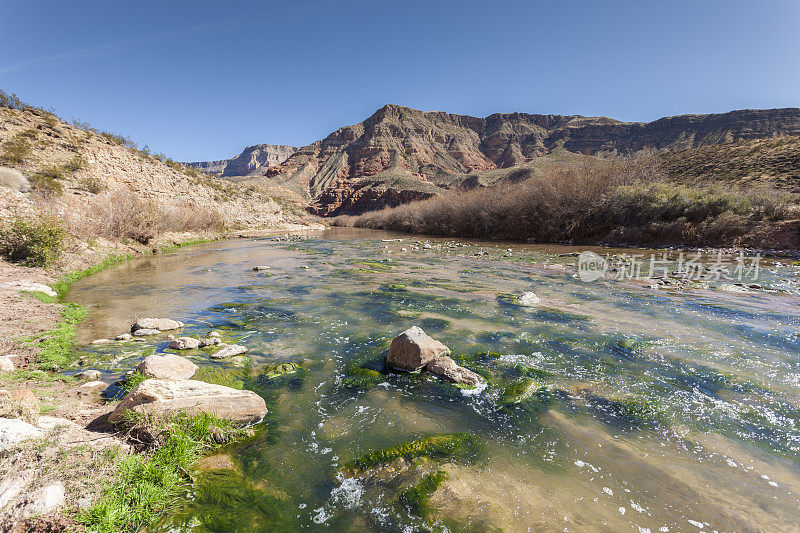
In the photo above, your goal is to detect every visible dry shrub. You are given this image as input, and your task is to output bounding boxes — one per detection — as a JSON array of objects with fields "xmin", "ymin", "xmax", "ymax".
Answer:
[
  {"xmin": 348, "ymin": 154, "xmax": 798, "ymax": 247},
  {"xmin": 65, "ymin": 190, "xmax": 225, "ymax": 244}
]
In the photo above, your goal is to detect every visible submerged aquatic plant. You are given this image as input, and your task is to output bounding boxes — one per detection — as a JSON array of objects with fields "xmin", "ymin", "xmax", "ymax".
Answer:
[
  {"xmin": 499, "ymin": 378, "xmax": 548, "ymax": 405},
  {"xmin": 608, "ymin": 394, "xmax": 670, "ymax": 426},
  {"xmin": 344, "ymin": 433, "xmax": 480, "ymax": 472},
  {"xmin": 399, "ymin": 469, "xmax": 448, "ymax": 517}
]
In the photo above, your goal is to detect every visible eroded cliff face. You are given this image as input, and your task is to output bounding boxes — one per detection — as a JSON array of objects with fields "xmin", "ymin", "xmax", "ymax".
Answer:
[
  {"xmin": 206, "ymin": 105, "xmax": 800, "ymax": 215},
  {"xmin": 188, "ymin": 144, "xmax": 298, "ymax": 177}
]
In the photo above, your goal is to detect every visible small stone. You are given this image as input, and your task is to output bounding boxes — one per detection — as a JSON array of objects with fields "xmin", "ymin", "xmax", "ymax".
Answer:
[
  {"xmin": 115, "ymin": 333, "xmax": 132, "ymax": 341},
  {"xmin": 168, "ymin": 337, "xmax": 201, "ymax": 350},
  {"xmin": 210, "ymin": 344, "xmax": 247, "ymax": 359},
  {"xmin": 0, "ymin": 356, "xmax": 14, "ymax": 373},
  {"xmin": 252, "ymin": 265, "xmax": 270, "ymax": 271},
  {"xmin": 76, "ymin": 370, "xmax": 101, "ymax": 381},
  {"xmin": 208, "ymin": 331, "xmax": 221, "ymax": 338},
  {"xmin": 517, "ymin": 292, "xmax": 540, "ymax": 306},
  {"xmin": 386, "ymin": 326, "xmax": 450, "ymax": 371},
  {"xmin": 422, "ymin": 243, "xmax": 432, "ymax": 249},
  {"xmin": 91, "ymin": 338, "xmax": 111, "ymax": 345},
  {"xmin": 132, "ymin": 328, "xmax": 160, "ymax": 337}
]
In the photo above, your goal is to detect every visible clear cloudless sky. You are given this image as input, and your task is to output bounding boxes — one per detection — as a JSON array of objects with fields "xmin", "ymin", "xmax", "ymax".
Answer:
[{"xmin": 1, "ymin": 0, "xmax": 799, "ymax": 161}]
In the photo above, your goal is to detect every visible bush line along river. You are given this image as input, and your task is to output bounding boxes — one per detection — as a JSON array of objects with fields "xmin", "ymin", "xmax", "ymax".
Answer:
[{"xmin": 70, "ymin": 228, "xmax": 800, "ymax": 532}]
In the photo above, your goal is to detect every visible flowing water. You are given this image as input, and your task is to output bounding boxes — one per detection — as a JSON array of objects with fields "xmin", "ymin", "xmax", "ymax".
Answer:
[{"xmin": 70, "ymin": 228, "xmax": 800, "ymax": 532}]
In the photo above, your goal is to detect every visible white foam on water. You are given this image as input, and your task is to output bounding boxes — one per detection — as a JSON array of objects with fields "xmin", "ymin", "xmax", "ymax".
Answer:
[
  {"xmin": 460, "ymin": 380, "xmax": 488, "ymax": 397},
  {"xmin": 603, "ymin": 487, "xmax": 613, "ymax": 496},
  {"xmin": 330, "ymin": 477, "xmax": 364, "ymax": 509},
  {"xmin": 688, "ymin": 519, "xmax": 704, "ymax": 528}
]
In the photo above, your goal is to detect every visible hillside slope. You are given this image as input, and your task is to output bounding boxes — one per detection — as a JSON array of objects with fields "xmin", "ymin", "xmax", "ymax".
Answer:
[
  {"xmin": 229, "ymin": 104, "xmax": 800, "ymax": 215},
  {"xmin": 0, "ymin": 104, "xmax": 308, "ymax": 237}
]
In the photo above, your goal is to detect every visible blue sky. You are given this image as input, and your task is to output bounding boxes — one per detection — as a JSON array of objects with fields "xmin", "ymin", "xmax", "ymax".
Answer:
[{"xmin": 2, "ymin": 0, "xmax": 798, "ymax": 161}]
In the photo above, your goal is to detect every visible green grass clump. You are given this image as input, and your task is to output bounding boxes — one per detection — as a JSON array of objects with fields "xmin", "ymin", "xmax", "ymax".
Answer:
[
  {"xmin": 79, "ymin": 412, "xmax": 250, "ymax": 532},
  {"xmin": 400, "ymin": 469, "xmax": 448, "ymax": 517},
  {"xmin": 22, "ymin": 290, "xmax": 57, "ymax": 303},
  {"xmin": 344, "ymin": 433, "xmax": 479, "ymax": 472},
  {"xmin": 120, "ymin": 371, "xmax": 150, "ymax": 393},
  {"xmin": 0, "ymin": 213, "xmax": 66, "ymax": 267},
  {"xmin": 32, "ymin": 302, "xmax": 87, "ymax": 371}
]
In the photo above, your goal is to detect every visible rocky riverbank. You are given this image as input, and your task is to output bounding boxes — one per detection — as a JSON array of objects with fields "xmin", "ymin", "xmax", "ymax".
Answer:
[{"xmin": 0, "ymin": 227, "xmax": 323, "ymax": 531}]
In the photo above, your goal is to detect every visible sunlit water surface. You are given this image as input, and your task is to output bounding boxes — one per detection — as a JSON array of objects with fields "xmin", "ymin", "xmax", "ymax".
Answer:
[{"xmin": 70, "ymin": 228, "xmax": 800, "ymax": 532}]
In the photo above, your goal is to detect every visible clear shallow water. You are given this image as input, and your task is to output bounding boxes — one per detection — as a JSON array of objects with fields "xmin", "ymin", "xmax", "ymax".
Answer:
[{"xmin": 71, "ymin": 229, "xmax": 800, "ymax": 532}]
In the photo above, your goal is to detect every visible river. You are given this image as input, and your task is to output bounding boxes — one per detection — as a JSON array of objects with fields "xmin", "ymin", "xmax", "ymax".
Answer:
[{"xmin": 70, "ymin": 228, "xmax": 800, "ymax": 532}]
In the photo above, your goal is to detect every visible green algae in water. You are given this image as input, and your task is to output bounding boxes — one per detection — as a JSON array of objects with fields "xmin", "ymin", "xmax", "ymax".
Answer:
[
  {"xmin": 399, "ymin": 469, "xmax": 448, "ymax": 518},
  {"xmin": 499, "ymin": 378, "xmax": 548, "ymax": 405},
  {"xmin": 344, "ymin": 433, "xmax": 480, "ymax": 472}
]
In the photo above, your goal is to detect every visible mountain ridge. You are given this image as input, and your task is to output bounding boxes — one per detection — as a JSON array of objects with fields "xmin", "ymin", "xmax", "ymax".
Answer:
[{"xmin": 190, "ymin": 105, "xmax": 800, "ymax": 215}]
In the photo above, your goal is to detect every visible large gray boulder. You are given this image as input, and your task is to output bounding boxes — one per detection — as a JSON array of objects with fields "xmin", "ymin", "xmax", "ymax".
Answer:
[
  {"xmin": 426, "ymin": 356, "xmax": 483, "ymax": 387},
  {"xmin": 386, "ymin": 326, "xmax": 450, "ymax": 371},
  {"xmin": 136, "ymin": 353, "xmax": 198, "ymax": 380},
  {"xmin": 108, "ymin": 379, "xmax": 267, "ymax": 424},
  {"xmin": 131, "ymin": 318, "xmax": 185, "ymax": 333},
  {"xmin": 0, "ymin": 167, "xmax": 30, "ymax": 192}
]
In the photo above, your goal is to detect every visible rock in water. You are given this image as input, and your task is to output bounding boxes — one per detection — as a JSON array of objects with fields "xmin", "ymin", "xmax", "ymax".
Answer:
[
  {"xmin": 0, "ymin": 418, "xmax": 43, "ymax": 452},
  {"xmin": 426, "ymin": 356, "xmax": 483, "ymax": 386},
  {"xmin": 386, "ymin": 326, "xmax": 450, "ymax": 371},
  {"xmin": 168, "ymin": 337, "xmax": 201, "ymax": 350},
  {"xmin": 0, "ymin": 390, "xmax": 40, "ymax": 423},
  {"xmin": 199, "ymin": 337, "xmax": 221, "ymax": 347},
  {"xmin": 76, "ymin": 370, "xmax": 101, "ymax": 381},
  {"xmin": 136, "ymin": 353, "xmax": 198, "ymax": 380},
  {"xmin": 108, "ymin": 379, "xmax": 267, "ymax": 424},
  {"xmin": 210, "ymin": 344, "xmax": 247, "ymax": 359},
  {"xmin": 115, "ymin": 333, "xmax": 133, "ymax": 341},
  {"xmin": 252, "ymin": 265, "xmax": 270, "ymax": 271},
  {"xmin": 132, "ymin": 328, "xmax": 161, "ymax": 337},
  {"xmin": 130, "ymin": 318, "xmax": 185, "ymax": 333},
  {"xmin": 517, "ymin": 292, "xmax": 540, "ymax": 306}
]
